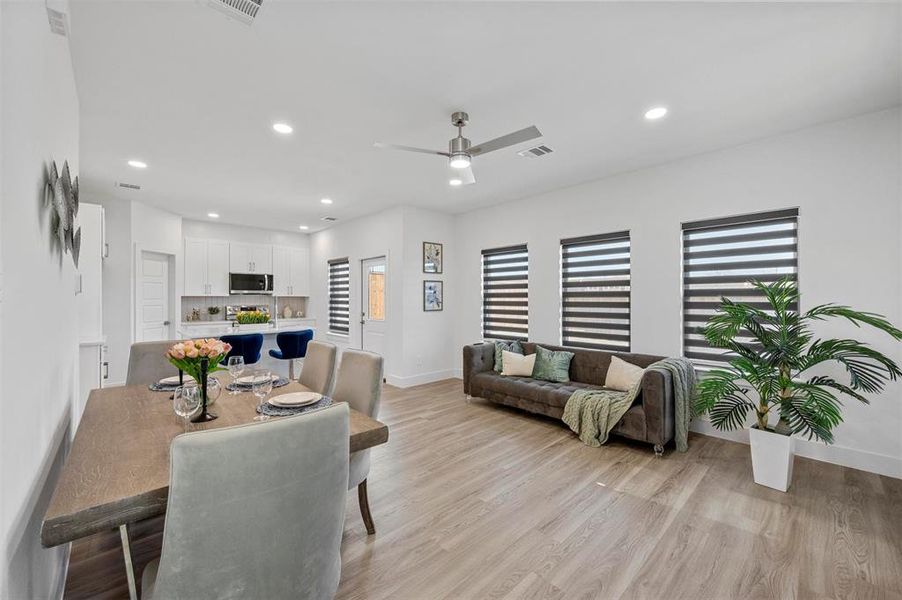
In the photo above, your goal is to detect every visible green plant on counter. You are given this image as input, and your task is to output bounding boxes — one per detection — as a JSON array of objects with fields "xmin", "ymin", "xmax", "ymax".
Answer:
[{"xmin": 236, "ymin": 310, "xmax": 270, "ymax": 325}]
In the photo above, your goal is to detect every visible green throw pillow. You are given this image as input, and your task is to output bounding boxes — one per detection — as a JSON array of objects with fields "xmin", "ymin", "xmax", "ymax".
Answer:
[
  {"xmin": 493, "ymin": 340, "xmax": 523, "ymax": 372},
  {"xmin": 531, "ymin": 345, "xmax": 574, "ymax": 383}
]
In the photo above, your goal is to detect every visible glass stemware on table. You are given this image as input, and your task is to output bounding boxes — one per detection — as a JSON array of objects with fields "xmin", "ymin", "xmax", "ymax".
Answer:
[
  {"xmin": 227, "ymin": 355, "xmax": 246, "ymax": 395},
  {"xmin": 252, "ymin": 369, "xmax": 274, "ymax": 421},
  {"xmin": 173, "ymin": 384, "xmax": 201, "ymax": 432}
]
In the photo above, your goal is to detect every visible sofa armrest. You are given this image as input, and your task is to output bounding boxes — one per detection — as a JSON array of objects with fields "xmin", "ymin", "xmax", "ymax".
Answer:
[
  {"xmin": 463, "ymin": 343, "xmax": 494, "ymax": 394},
  {"xmin": 640, "ymin": 369, "xmax": 675, "ymax": 446}
]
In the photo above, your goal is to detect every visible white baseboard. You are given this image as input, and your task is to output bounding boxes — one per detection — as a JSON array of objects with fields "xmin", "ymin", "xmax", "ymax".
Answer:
[
  {"xmin": 690, "ymin": 420, "xmax": 902, "ymax": 479},
  {"xmin": 385, "ymin": 369, "xmax": 459, "ymax": 388},
  {"xmin": 452, "ymin": 368, "xmax": 463, "ymax": 380}
]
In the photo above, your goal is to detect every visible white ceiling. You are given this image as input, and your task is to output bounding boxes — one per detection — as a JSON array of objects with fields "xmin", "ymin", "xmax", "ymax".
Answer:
[{"xmin": 68, "ymin": 1, "xmax": 901, "ymax": 233}]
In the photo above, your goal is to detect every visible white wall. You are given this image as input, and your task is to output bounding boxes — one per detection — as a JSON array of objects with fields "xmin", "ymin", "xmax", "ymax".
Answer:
[
  {"xmin": 0, "ymin": 2, "xmax": 81, "ymax": 596},
  {"xmin": 397, "ymin": 207, "xmax": 456, "ymax": 385},
  {"xmin": 309, "ymin": 208, "xmax": 405, "ymax": 378},
  {"xmin": 183, "ymin": 219, "xmax": 310, "ymax": 249},
  {"xmin": 454, "ymin": 108, "xmax": 902, "ymax": 477}
]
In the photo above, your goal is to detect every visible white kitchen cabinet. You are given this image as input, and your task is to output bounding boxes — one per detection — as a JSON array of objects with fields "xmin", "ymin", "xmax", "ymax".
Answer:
[
  {"xmin": 272, "ymin": 246, "xmax": 291, "ymax": 296},
  {"xmin": 288, "ymin": 247, "xmax": 309, "ymax": 296},
  {"xmin": 272, "ymin": 246, "xmax": 309, "ymax": 296},
  {"xmin": 230, "ymin": 243, "xmax": 272, "ymax": 274},
  {"xmin": 185, "ymin": 238, "xmax": 231, "ymax": 296},
  {"xmin": 77, "ymin": 342, "xmax": 107, "ymax": 429},
  {"xmin": 207, "ymin": 240, "xmax": 230, "ymax": 295},
  {"xmin": 77, "ymin": 203, "xmax": 105, "ymax": 342},
  {"xmin": 184, "ymin": 238, "xmax": 209, "ymax": 296}
]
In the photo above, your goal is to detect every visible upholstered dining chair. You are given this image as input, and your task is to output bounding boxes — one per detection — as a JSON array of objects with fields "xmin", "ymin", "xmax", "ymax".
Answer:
[
  {"xmin": 331, "ymin": 349, "xmax": 384, "ymax": 535},
  {"xmin": 297, "ymin": 341, "xmax": 337, "ymax": 395},
  {"xmin": 126, "ymin": 340, "xmax": 182, "ymax": 387},
  {"xmin": 140, "ymin": 403, "xmax": 350, "ymax": 600}
]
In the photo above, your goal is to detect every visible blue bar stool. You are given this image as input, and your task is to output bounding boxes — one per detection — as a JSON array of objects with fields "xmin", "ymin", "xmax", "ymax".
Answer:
[
  {"xmin": 221, "ymin": 333, "xmax": 265, "ymax": 366},
  {"xmin": 268, "ymin": 329, "xmax": 314, "ymax": 380}
]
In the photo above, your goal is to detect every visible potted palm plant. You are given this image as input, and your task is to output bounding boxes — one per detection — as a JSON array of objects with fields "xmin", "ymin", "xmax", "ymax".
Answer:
[{"xmin": 695, "ymin": 278, "xmax": 901, "ymax": 491}]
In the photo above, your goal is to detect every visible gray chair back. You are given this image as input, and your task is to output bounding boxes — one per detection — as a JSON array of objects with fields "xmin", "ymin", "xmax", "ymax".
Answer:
[
  {"xmin": 126, "ymin": 340, "xmax": 180, "ymax": 387},
  {"xmin": 332, "ymin": 349, "xmax": 383, "ymax": 490},
  {"xmin": 146, "ymin": 404, "xmax": 350, "ymax": 600},
  {"xmin": 298, "ymin": 341, "xmax": 337, "ymax": 395}
]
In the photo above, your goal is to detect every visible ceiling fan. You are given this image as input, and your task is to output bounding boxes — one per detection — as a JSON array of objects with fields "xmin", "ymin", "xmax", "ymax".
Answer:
[{"xmin": 374, "ymin": 111, "xmax": 542, "ymax": 187}]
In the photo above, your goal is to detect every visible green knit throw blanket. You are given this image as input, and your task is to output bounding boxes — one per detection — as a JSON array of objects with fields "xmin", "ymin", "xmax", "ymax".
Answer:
[{"xmin": 562, "ymin": 357, "xmax": 697, "ymax": 451}]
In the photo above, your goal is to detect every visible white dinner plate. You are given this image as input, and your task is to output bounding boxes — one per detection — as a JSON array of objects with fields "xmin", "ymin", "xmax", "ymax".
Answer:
[
  {"xmin": 159, "ymin": 375, "xmax": 197, "ymax": 385},
  {"xmin": 269, "ymin": 392, "xmax": 322, "ymax": 408},
  {"xmin": 236, "ymin": 373, "xmax": 278, "ymax": 385}
]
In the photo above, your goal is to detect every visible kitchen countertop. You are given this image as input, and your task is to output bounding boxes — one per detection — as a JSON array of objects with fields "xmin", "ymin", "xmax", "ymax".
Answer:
[{"xmin": 178, "ymin": 318, "xmax": 315, "ymax": 337}]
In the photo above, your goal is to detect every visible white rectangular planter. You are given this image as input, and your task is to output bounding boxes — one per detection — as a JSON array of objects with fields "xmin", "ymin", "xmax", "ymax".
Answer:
[{"xmin": 749, "ymin": 426, "xmax": 795, "ymax": 492}]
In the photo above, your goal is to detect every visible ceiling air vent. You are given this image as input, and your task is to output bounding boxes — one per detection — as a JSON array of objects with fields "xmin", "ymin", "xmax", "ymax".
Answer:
[
  {"xmin": 116, "ymin": 182, "xmax": 141, "ymax": 191},
  {"xmin": 517, "ymin": 144, "xmax": 554, "ymax": 159},
  {"xmin": 321, "ymin": 216, "xmax": 337, "ymax": 222},
  {"xmin": 46, "ymin": 7, "xmax": 68, "ymax": 36},
  {"xmin": 205, "ymin": 0, "xmax": 263, "ymax": 25}
]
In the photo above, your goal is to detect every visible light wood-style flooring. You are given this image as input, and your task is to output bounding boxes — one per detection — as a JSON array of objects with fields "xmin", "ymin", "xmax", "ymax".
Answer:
[{"xmin": 65, "ymin": 378, "xmax": 902, "ymax": 599}]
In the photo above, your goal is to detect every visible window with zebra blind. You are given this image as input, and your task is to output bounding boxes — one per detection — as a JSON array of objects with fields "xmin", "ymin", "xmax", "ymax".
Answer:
[
  {"xmin": 682, "ymin": 208, "xmax": 799, "ymax": 366},
  {"xmin": 560, "ymin": 231, "xmax": 631, "ymax": 351},
  {"xmin": 481, "ymin": 244, "xmax": 529, "ymax": 341},
  {"xmin": 328, "ymin": 257, "xmax": 350, "ymax": 334}
]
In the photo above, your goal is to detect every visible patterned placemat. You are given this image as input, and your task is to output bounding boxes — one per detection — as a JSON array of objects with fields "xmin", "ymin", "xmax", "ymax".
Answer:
[
  {"xmin": 226, "ymin": 377, "xmax": 291, "ymax": 392},
  {"xmin": 256, "ymin": 396, "xmax": 332, "ymax": 417}
]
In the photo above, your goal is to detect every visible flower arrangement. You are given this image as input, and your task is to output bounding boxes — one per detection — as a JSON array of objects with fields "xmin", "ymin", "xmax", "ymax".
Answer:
[
  {"xmin": 235, "ymin": 310, "xmax": 270, "ymax": 325},
  {"xmin": 166, "ymin": 338, "xmax": 232, "ymax": 383}
]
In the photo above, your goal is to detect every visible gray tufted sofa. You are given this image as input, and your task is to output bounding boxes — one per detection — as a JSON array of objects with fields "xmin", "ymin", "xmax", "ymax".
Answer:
[{"xmin": 463, "ymin": 342, "xmax": 675, "ymax": 450}]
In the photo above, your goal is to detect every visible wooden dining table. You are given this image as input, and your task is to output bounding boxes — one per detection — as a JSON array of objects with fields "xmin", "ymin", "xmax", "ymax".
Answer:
[{"xmin": 41, "ymin": 375, "xmax": 389, "ymax": 600}]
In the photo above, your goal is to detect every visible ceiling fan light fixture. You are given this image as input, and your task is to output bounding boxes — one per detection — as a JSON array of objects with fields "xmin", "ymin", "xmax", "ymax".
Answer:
[
  {"xmin": 449, "ymin": 177, "xmax": 463, "ymax": 187},
  {"xmin": 449, "ymin": 153, "xmax": 471, "ymax": 169}
]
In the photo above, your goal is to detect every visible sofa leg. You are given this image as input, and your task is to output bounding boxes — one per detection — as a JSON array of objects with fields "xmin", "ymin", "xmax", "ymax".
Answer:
[
  {"xmin": 654, "ymin": 444, "xmax": 664, "ymax": 458},
  {"xmin": 466, "ymin": 394, "xmax": 472, "ymax": 401}
]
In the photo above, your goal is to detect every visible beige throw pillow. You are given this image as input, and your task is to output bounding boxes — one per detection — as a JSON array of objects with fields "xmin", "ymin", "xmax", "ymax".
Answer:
[
  {"xmin": 501, "ymin": 350, "xmax": 536, "ymax": 377},
  {"xmin": 605, "ymin": 356, "xmax": 645, "ymax": 391}
]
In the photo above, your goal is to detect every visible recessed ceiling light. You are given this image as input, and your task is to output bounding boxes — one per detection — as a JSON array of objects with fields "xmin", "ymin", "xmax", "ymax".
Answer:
[
  {"xmin": 644, "ymin": 107, "xmax": 668, "ymax": 120},
  {"xmin": 320, "ymin": 198, "xmax": 333, "ymax": 205},
  {"xmin": 207, "ymin": 212, "xmax": 219, "ymax": 218},
  {"xmin": 272, "ymin": 122, "xmax": 293, "ymax": 134},
  {"xmin": 299, "ymin": 225, "xmax": 309, "ymax": 230},
  {"xmin": 449, "ymin": 178, "xmax": 463, "ymax": 187},
  {"xmin": 127, "ymin": 160, "xmax": 147, "ymax": 169}
]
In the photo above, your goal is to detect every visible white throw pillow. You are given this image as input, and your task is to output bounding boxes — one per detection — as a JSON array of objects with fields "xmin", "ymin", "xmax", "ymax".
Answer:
[
  {"xmin": 605, "ymin": 356, "xmax": 645, "ymax": 391},
  {"xmin": 501, "ymin": 350, "xmax": 537, "ymax": 377}
]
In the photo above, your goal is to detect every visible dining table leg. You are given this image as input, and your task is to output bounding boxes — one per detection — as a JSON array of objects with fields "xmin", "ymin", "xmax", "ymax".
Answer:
[{"xmin": 119, "ymin": 524, "xmax": 139, "ymax": 600}]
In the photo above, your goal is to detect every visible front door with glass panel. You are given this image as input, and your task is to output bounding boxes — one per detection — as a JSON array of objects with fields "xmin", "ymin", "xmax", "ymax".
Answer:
[{"xmin": 360, "ymin": 256, "xmax": 386, "ymax": 356}]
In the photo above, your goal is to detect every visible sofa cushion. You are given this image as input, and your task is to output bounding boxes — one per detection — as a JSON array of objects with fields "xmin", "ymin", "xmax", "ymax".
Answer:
[
  {"xmin": 605, "ymin": 356, "xmax": 646, "ymax": 392},
  {"xmin": 493, "ymin": 340, "xmax": 523, "ymax": 373},
  {"xmin": 521, "ymin": 342, "xmax": 664, "ymax": 386},
  {"xmin": 532, "ymin": 345, "xmax": 574, "ymax": 383},
  {"xmin": 471, "ymin": 372, "xmax": 607, "ymax": 410},
  {"xmin": 501, "ymin": 350, "xmax": 535, "ymax": 377}
]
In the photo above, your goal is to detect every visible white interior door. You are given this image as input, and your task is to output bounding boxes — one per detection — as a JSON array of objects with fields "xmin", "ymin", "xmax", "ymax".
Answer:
[
  {"xmin": 138, "ymin": 251, "xmax": 171, "ymax": 342},
  {"xmin": 360, "ymin": 256, "xmax": 386, "ymax": 356}
]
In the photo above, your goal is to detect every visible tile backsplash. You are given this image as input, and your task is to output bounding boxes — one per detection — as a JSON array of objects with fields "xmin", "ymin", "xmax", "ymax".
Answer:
[{"xmin": 182, "ymin": 295, "xmax": 308, "ymax": 322}]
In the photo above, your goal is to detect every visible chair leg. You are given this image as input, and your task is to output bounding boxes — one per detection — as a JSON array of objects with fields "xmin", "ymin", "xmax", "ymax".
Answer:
[
  {"xmin": 357, "ymin": 479, "xmax": 376, "ymax": 535},
  {"xmin": 288, "ymin": 360, "xmax": 295, "ymax": 380}
]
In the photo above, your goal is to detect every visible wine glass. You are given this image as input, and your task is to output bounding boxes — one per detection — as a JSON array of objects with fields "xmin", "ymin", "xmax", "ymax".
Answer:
[
  {"xmin": 252, "ymin": 369, "xmax": 274, "ymax": 421},
  {"xmin": 173, "ymin": 384, "xmax": 201, "ymax": 432},
  {"xmin": 227, "ymin": 355, "xmax": 245, "ymax": 395}
]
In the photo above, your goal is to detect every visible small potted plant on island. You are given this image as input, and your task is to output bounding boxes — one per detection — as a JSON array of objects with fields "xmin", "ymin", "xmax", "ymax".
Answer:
[
  {"xmin": 235, "ymin": 310, "xmax": 272, "ymax": 332},
  {"xmin": 695, "ymin": 278, "xmax": 901, "ymax": 491}
]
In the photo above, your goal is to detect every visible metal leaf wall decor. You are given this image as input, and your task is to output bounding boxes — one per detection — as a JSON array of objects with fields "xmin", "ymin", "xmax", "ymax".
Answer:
[{"xmin": 47, "ymin": 160, "xmax": 81, "ymax": 266}]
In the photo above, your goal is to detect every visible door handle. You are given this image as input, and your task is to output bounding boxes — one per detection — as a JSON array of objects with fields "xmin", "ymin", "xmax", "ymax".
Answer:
[
  {"xmin": 102, "ymin": 362, "xmax": 109, "ymax": 380},
  {"xmin": 163, "ymin": 320, "xmax": 171, "ymax": 326}
]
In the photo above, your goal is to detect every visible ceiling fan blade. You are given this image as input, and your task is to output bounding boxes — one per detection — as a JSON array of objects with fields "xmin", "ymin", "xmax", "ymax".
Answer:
[
  {"xmin": 374, "ymin": 142, "xmax": 449, "ymax": 157},
  {"xmin": 469, "ymin": 125, "xmax": 542, "ymax": 157}
]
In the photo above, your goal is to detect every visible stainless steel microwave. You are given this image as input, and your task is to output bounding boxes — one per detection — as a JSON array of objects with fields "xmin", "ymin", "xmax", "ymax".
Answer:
[{"xmin": 229, "ymin": 273, "xmax": 273, "ymax": 295}]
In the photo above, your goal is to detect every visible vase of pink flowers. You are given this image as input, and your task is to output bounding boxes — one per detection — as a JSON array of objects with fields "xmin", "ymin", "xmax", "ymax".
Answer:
[{"xmin": 167, "ymin": 339, "xmax": 231, "ymax": 423}]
